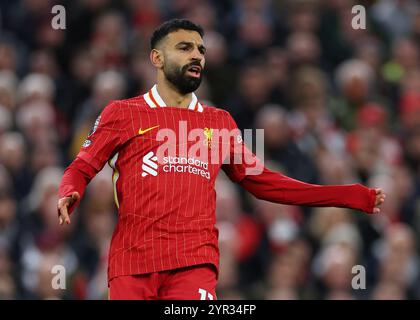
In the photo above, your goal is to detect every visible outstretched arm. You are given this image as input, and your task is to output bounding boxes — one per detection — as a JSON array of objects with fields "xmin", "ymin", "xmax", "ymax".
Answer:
[
  {"xmin": 221, "ymin": 112, "xmax": 385, "ymax": 214},
  {"xmin": 237, "ymin": 165, "xmax": 385, "ymax": 214}
]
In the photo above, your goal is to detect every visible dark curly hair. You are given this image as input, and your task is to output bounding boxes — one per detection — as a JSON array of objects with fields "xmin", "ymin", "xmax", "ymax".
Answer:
[{"xmin": 150, "ymin": 19, "xmax": 204, "ymax": 49}]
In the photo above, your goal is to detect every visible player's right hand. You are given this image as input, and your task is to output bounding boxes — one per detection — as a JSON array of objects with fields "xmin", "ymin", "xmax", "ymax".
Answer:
[
  {"xmin": 57, "ymin": 191, "xmax": 80, "ymax": 226},
  {"xmin": 372, "ymin": 188, "xmax": 386, "ymax": 214}
]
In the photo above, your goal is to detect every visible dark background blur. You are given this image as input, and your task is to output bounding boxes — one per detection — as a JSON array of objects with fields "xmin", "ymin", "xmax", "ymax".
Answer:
[{"xmin": 1, "ymin": 0, "xmax": 420, "ymax": 300}]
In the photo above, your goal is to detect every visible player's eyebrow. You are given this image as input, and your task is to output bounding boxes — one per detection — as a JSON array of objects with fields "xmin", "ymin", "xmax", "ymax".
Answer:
[{"xmin": 175, "ymin": 41, "xmax": 206, "ymax": 53}]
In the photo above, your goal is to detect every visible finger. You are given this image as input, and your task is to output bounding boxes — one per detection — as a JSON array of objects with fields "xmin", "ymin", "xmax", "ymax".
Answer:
[
  {"xmin": 375, "ymin": 188, "xmax": 383, "ymax": 195},
  {"xmin": 57, "ymin": 204, "xmax": 64, "ymax": 225},
  {"xmin": 376, "ymin": 197, "xmax": 385, "ymax": 205},
  {"xmin": 59, "ymin": 204, "xmax": 71, "ymax": 225},
  {"xmin": 373, "ymin": 207, "xmax": 380, "ymax": 214},
  {"xmin": 71, "ymin": 192, "xmax": 80, "ymax": 203}
]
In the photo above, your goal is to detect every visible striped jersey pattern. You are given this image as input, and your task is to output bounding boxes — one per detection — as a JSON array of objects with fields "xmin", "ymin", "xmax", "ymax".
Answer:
[{"xmin": 77, "ymin": 85, "xmax": 244, "ymax": 281}]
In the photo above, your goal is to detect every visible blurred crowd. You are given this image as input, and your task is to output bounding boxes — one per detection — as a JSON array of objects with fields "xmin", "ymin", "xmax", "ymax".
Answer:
[{"xmin": 1, "ymin": 0, "xmax": 420, "ymax": 300}]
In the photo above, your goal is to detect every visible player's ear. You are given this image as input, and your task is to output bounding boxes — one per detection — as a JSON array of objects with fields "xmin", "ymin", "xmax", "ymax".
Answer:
[{"xmin": 150, "ymin": 49, "xmax": 164, "ymax": 69}]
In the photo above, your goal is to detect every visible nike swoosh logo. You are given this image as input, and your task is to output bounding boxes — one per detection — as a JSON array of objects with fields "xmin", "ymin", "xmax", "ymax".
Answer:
[{"xmin": 138, "ymin": 125, "xmax": 160, "ymax": 135}]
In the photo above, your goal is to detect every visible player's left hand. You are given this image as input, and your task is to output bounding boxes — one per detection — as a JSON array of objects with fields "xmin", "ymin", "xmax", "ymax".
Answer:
[{"xmin": 373, "ymin": 188, "xmax": 386, "ymax": 214}]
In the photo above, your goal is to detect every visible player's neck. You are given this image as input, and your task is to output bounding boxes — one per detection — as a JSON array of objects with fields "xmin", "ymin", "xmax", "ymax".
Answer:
[{"xmin": 156, "ymin": 79, "xmax": 193, "ymax": 109}]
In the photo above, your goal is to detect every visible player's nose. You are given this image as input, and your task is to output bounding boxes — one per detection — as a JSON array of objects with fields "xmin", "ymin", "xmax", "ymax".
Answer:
[{"xmin": 191, "ymin": 47, "xmax": 204, "ymax": 61}]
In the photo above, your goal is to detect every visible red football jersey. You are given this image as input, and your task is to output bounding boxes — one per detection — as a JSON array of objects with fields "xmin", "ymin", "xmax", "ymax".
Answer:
[{"xmin": 59, "ymin": 85, "xmax": 377, "ymax": 282}]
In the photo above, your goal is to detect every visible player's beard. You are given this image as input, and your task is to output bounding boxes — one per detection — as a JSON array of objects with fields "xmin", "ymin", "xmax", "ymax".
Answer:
[{"xmin": 163, "ymin": 61, "xmax": 202, "ymax": 95}]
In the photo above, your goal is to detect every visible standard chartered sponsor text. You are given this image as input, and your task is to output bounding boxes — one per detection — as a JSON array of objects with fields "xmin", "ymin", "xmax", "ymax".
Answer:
[{"xmin": 162, "ymin": 156, "xmax": 210, "ymax": 179}]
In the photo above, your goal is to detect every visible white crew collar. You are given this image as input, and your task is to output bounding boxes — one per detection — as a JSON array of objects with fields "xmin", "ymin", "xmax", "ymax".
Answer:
[{"xmin": 143, "ymin": 84, "xmax": 203, "ymax": 112}]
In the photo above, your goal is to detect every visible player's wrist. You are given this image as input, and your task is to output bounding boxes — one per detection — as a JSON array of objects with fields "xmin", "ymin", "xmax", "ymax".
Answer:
[{"xmin": 352, "ymin": 184, "xmax": 376, "ymax": 214}]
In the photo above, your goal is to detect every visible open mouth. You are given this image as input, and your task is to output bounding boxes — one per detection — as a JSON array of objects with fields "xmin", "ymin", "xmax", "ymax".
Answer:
[{"xmin": 186, "ymin": 65, "xmax": 201, "ymax": 78}]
